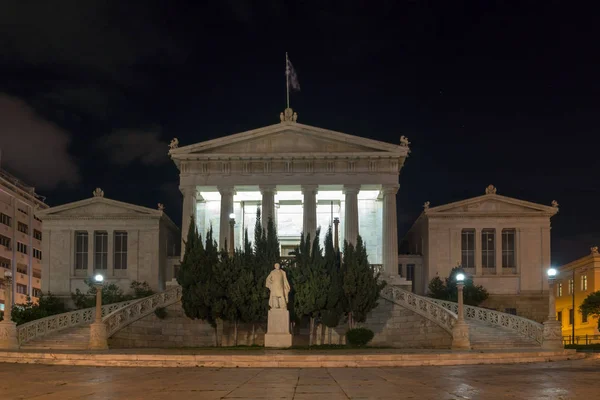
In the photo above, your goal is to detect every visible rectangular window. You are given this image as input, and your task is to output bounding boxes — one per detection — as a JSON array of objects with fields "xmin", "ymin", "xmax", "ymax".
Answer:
[
  {"xmin": 32, "ymin": 288, "xmax": 42, "ymax": 298},
  {"xmin": 461, "ymin": 229, "xmax": 475, "ymax": 268},
  {"xmin": 74, "ymin": 232, "xmax": 88, "ymax": 270},
  {"xmin": 16, "ymin": 283, "xmax": 27, "ymax": 294},
  {"xmin": 94, "ymin": 231, "xmax": 108, "ymax": 270},
  {"xmin": 0, "ymin": 213, "xmax": 11, "ymax": 227},
  {"xmin": 406, "ymin": 264, "xmax": 415, "ymax": 292},
  {"xmin": 32, "ymin": 248, "xmax": 42, "ymax": 260},
  {"xmin": 568, "ymin": 279, "xmax": 573, "ymax": 294},
  {"xmin": 17, "ymin": 242, "xmax": 27, "ymax": 254},
  {"xmin": 501, "ymin": 229, "xmax": 516, "ymax": 268},
  {"xmin": 33, "ymin": 230, "xmax": 42, "ymax": 241},
  {"xmin": 0, "ymin": 257, "xmax": 9, "ymax": 269},
  {"xmin": 481, "ymin": 229, "xmax": 496, "ymax": 268},
  {"xmin": 114, "ymin": 231, "xmax": 128, "ymax": 270},
  {"xmin": 569, "ymin": 309, "xmax": 574, "ymax": 325},
  {"xmin": 0, "ymin": 234, "xmax": 10, "ymax": 249},
  {"xmin": 16, "ymin": 264, "xmax": 27, "ymax": 274},
  {"xmin": 17, "ymin": 222, "xmax": 28, "ymax": 234},
  {"xmin": 557, "ymin": 283, "xmax": 562, "ymax": 297},
  {"xmin": 557, "ymin": 311, "xmax": 562, "ymax": 325},
  {"xmin": 397, "ymin": 263, "xmax": 402, "ymax": 276},
  {"xmin": 581, "ymin": 275, "xmax": 588, "ymax": 291}
]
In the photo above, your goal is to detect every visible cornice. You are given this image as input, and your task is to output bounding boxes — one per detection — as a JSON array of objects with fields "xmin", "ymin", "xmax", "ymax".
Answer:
[
  {"xmin": 173, "ymin": 152, "xmax": 406, "ymax": 161},
  {"xmin": 426, "ymin": 212, "xmax": 555, "ymax": 219},
  {"xmin": 41, "ymin": 215, "xmax": 163, "ymax": 221}
]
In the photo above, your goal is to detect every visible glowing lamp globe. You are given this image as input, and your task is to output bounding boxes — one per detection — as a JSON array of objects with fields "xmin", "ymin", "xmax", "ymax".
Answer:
[
  {"xmin": 456, "ymin": 273, "xmax": 465, "ymax": 282},
  {"xmin": 94, "ymin": 274, "xmax": 104, "ymax": 283},
  {"xmin": 229, "ymin": 213, "xmax": 235, "ymax": 219},
  {"xmin": 547, "ymin": 268, "xmax": 557, "ymax": 278}
]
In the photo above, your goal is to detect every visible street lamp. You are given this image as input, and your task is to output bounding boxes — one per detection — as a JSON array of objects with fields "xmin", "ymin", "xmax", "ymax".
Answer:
[
  {"xmin": 451, "ymin": 271, "xmax": 470, "ymax": 349},
  {"xmin": 228, "ymin": 213, "xmax": 236, "ymax": 256},
  {"xmin": 93, "ymin": 274, "xmax": 104, "ymax": 323},
  {"xmin": 542, "ymin": 267, "xmax": 563, "ymax": 349},
  {"xmin": 0, "ymin": 270, "xmax": 19, "ymax": 349},
  {"xmin": 88, "ymin": 273, "xmax": 108, "ymax": 350}
]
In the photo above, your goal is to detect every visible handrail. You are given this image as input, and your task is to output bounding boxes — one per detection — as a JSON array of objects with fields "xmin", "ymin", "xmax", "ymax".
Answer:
[
  {"xmin": 428, "ymin": 298, "xmax": 544, "ymax": 344},
  {"xmin": 17, "ymin": 300, "xmax": 134, "ymax": 345},
  {"xmin": 380, "ymin": 286, "xmax": 457, "ymax": 334},
  {"xmin": 103, "ymin": 286, "xmax": 182, "ymax": 337}
]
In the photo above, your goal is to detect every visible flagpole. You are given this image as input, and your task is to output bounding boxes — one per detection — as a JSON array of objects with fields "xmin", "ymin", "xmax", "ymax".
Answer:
[{"xmin": 286, "ymin": 52, "xmax": 290, "ymax": 109}]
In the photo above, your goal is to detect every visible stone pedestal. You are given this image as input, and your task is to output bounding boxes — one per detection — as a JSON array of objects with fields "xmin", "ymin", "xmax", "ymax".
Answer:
[
  {"xmin": 89, "ymin": 322, "xmax": 109, "ymax": 350},
  {"xmin": 451, "ymin": 321, "xmax": 471, "ymax": 350},
  {"xmin": 264, "ymin": 309, "xmax": 292, "ymax": 348},
  {"xmin": 542, "ymin": 320, "xmax": 563, "ymax": 349},
  {"xmin": 0, "ymin": 321, "xmax": 19, "ymax": 350}
]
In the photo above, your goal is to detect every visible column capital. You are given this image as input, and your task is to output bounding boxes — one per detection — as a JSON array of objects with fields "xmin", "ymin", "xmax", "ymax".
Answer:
[
  {"xmin": 180, "ymin": 186, "xmax": 198, "ymax": 197},
  {"xmin": 218, "ymin": 186, "xmax": 236, "ymax": 196},
  {"xmin": 259, "ymin": 184, "xmax": 277, "ymax": 194},
  {"xmin": 301, "ymin": 184, "xmax": 319, "ymax": 194},
  {"xmin": 381, "ymin": 184, "xmax": 400, "ymax": 196},
  {"xmin": 343, "ymin": 184, "xmax": 361, "ymax": 195}
]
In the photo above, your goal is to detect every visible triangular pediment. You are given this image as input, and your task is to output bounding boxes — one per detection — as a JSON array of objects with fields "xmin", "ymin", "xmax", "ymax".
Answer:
[
  {"xmin": 36, "ymin": 197, "xmax": 162, "ymax": 219},
  {"xmin": 170, "ymin": 122, "xmax": 409, "ymax": 158},
  {"xmin": 426, "ymin": 194, "xmax": 558, "ymax": 216}
]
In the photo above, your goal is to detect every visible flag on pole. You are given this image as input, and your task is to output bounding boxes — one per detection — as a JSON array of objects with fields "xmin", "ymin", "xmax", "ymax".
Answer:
[{"xmin": 286, "ymin": 56, "xmax": 301, "ymax": 91}]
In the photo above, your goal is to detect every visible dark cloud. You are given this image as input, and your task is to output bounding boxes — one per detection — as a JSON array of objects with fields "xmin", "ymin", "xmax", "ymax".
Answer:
[
  {"xmin": 0, "ymin": 94, "xmax": 80, "ymax": 190},
  {"xmin": 97, "ymin": 129, "xmax": 169, "ymax": 167}
]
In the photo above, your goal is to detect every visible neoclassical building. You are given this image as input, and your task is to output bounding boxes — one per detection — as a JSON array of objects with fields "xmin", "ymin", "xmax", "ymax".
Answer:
[
  {"xmin": 169, "ymin": 108, "xmax": 410, "ymax": 276},
  {"xmin": 401, "ymin": 185, "xmax": 559, "ymax": 322}
]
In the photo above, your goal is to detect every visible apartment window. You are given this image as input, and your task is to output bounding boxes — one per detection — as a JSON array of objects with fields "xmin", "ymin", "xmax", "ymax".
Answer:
[
  {"xmin": 481, "ymin": 229, "xmax": 496, "ymax": 268},
  {"xmin": 16, "ymin": 283, "xmax": 27, "ymax": 294},
  {"xmin": 568, "ymin": 279, "xmax": 574, "ymax": 294},
  {"xmin": 557, "ymin": 283, "xmax": 562, "ymax": 297},
  {"xmin": 94, "ymin": 231, "xmax": 108, "ymax": 270},
  {"xmin": 569, "ymin": 309, "xmax": 574, "ymax": 325},
  {"xmin": 114, "ymin": 231, "xmax": 128, "ymax": 270},
  {"xmin": 557, "ymin": 311, "xmax": 562, "ymax": 325},
  {"xmin": 0, "ymin": 234, "xmax": 10, "ymax": 249},
  {"xmin": 461, "ymin": 229, "xmax": 475, "ymax": 268},
  {"xmin": 32, "ymin": 248, "xmax": 42, "ymax": 260},
  {"xmin": 17, "ymin": 222, "xmax": 28, "ymax": 234},
  {"xmin": 0, "ymin": 213, "xmax": 11, "ymax": 227},
  {"xmin": 17, "ymin": 207, "xmax": 28, "ymax": 215},
  {"xmin": 582, "ymin": 312, "xmax": 588, "ymax": 323},
  {"xmin": 17, "ymin": 242, "xmax": 27, "ymax": 254},
  {"xmin": 17, "ymin": 264, "xmax": 27, "ymax": 274},
  {"xmin": 32, "ymin": 270, "xmax": 41, "ymax": 279},
  {"xmin": 74, "ymin": 232, "xmax": 88, "ymax": 270},
  {"xmin": 33, "ymin": 230, "xmax": 42, "ymax": 241},
  {"xmin": 581, "ymin": 275, "xmax": 588, "ymax": 291},
  {"xmin": 0, "ymin": 257, "xmax": 9, "ymax": 269},
  {"xmin": 501, "ymin": 229, "xmax": 516, "ymax": 268},
  {"xmin": 32, "ymin": 288, "xmax": 42, "ymax": 298}
]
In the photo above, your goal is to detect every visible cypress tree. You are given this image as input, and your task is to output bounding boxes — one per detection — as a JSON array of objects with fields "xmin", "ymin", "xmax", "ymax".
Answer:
[{"xmin": 321, "ymin": 226, "xmax": 344, "ymax": 343}]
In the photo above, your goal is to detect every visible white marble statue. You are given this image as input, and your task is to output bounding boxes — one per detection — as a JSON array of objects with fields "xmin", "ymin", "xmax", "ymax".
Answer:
[{"xmin": 265, "ymin": 263, "xmax": 290, "ymax": 309}]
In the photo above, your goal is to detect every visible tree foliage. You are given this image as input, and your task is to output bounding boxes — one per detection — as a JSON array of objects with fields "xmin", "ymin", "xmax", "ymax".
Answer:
[
  {"xmin": 580, "ymin": 290, "xmax": 600, "ymax": 331},
  {"xmin": 427, "ymin": 266, "xmax": 489, "ymax": 306},
  {"xmin": 71, "ymin": 279, "xmax": 154, "ymax": 309},
  {"xmin": 1, "ymin": 293, "xmax": 68, "ymax": 325}
]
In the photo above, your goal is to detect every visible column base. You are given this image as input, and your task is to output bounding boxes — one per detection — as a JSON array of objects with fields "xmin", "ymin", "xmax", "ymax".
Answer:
[
  {"xmin": 542, "ymin": 320, "xmax": 563, "ymax": 349},
  {"xmin": 89, "ymin": 322, "xmax": 109, "ymax": 350},
  {"xmin": 451, "ymin": 320, "xmax": 471, "ymax": 350},
  {"xmin": 0, "ymin": 321, "xmax": 19, "ymax": 350}
]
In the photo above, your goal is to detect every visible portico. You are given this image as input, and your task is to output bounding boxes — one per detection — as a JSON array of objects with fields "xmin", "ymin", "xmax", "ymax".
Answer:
[{"xmin": 169, "ymin": 108, "xmax": 410, "ymax": 276}]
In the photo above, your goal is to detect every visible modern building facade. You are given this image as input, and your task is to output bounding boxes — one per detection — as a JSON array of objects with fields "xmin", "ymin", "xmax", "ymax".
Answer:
[
  {"xmin": 168, "ymin": 107, "xmax": 411, "ymax": 278},
  {"xmin": 401, "ymin": 185, "xmax": 559, "ymax": 322},
  {"xmin": 555, "ymin": 247, "xmax": 600, "ymax": 339},
  {"xmin": 35, "ymin": 188, "xmax": 180, "ymax": 299},
  {"xmin": 0, "ymin": 168, "xmax": 48, "ymax": 309}
]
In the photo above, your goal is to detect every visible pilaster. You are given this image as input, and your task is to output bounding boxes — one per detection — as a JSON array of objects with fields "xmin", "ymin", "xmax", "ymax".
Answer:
[
  {"xmin": 87, "ymin": 230, "xmax": 94, "ymax": 277},
  {"xmin": 381, "ymin": 184, "xmax": 399, "ymax": 276},
  {"xmin": 260, "ymin": 185, "xmax": 277, "ymax": 232},
  {"xmin": 180, "ymin": 186, "xmax": 197, "ymax": 260},
  {"xmin": 301, "ymin": 185, "xmax": 318, "ymax": 242},
  {"xmin": 107, "ymin": 229, "xmax": 114, "ymax": 278},
  {"xmin": 344, "ymin": 184, "xmax": 360, "ymax": 245},
  {"xmin": 475, "ymin": 228, "xmax": 482, "ymax": 276},
  {"xmin": 495, "ymin": 229, "xmax": 502, "ymax": 275},
  {"xmin": 218, "ymin": 186, "xmax": 235, "ymax": 251}
]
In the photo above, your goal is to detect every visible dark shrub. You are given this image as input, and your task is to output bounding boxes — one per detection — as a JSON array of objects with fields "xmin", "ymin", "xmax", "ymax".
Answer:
[{"xmin": 346, "ymin": 327, "xmax": 374, "ymax": 347}]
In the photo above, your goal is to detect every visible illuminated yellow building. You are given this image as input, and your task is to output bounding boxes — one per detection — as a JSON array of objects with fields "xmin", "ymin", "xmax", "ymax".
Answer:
[{"xmin": 555, "ymin": 246, "xmax": 600, "ymax": 340}]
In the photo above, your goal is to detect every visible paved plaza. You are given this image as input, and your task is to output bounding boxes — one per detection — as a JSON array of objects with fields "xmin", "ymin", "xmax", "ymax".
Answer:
[{"xmin": 0, "ymin": 358, "xmax": 597, "ymax": 399}]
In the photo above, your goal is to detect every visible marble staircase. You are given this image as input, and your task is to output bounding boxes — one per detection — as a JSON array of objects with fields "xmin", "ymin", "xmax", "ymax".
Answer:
[
  {"xmin": 20, "ymin": 326, "xmax": 90, "ymax": 350},
  {"xmin": 468, "ymin": 320, "xmax": 540, "ymax": 349}
]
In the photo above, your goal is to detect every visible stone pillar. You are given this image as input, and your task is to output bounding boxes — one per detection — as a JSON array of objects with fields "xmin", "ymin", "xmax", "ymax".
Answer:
[
  {"xmin": 107, "ymin": 229, "xmax": 114, "ymax": 278},
  {"xmin": 475, "ymin": 228, "xmax": 482, "ymax": 276},
  {"xmin": 180, "ymin": 186, "xmax": 197, "ymax": 260},
  {"xmin": 218, "ymin": 186, "xmax": 235, "ymax": 251},
  {"xmin": 260, "ymin": 185, "xmax": 277, "ymax": 232},
  {"xmin": 496, "ymin": 229, "xmax": 503, "ymax": 275},
  {"xmin": 452, "ymin": 281, "xmax": 471, "ymax": 350},
  {"xmin": 381, "ymin": 184, "xmax": 399, "ymax": 277},
  {"xmin": 344, "ymin": 185, "xmax": 360, "ymax": 245},
  {"xmin": 89, "ymin": 283, "xmax": 108, "ymax": 350},
  {"xmin": 542, "ymin": 278, "xmax": 563, "ymax": 349},
  {"xmin": 302, "ymin": 185, "xmax": 318, "ymax": 242},
  {"xmin": 0, "ymin": 274, "xmax": 19, "ymax": 350},
  {"xmin": 87, "ymin": 230, "xmax": 94, "ymax": 277}
]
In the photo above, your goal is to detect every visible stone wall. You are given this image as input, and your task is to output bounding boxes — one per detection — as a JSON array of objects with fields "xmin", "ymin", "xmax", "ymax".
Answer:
[
  {"xmin": 480, "ymin": 293, "xmax": 548, "ymax": 323},
  {"xmin": 109, "ymin": 298, "xmax": 453, "ymax": 349}
]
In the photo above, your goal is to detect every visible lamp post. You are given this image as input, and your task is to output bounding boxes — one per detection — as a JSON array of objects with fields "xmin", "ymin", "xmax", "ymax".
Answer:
[
  {"xmin": 542, "ymin": 268, "xmax": 563, "ymax": 349},
  {"xmin": 88, "ymin": 274, "xmax": 108, "ymax": 350},
  {"xmin": 333, "ymin": 217, "xmax": 340, "ymax": 252},
  {"xmin": 0, "ymin": 270, "xmax": 19, "ymax": 350},
  {"xmin": 229, "ymin": 213, "xmax": 236, "ymax": 257},
  {"xmin": 451, "ymin": 272, "xmax": 471, "ymax": 350}
]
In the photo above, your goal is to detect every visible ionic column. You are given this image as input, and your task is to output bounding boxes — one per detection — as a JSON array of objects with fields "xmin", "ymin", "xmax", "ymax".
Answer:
[
  {"xmin": 87, "ymin": 230, "xmax": 94, "ymax": 277},
  {"xmin": 218, "ymin": 186, "xmax": 235, "ymax": 251},
  {"xmin": 496, "ymin": 228, "xmax": 503, "ymax": 275},
  {"xmin": 475, "ymin": 228, "xmax": 482, "ymax": 276},
  {"xmin": 382, "ymin": 184, "xmax": 399, "ymax": 277},
  {"xmin": 180, "ymin": 186, "xmax": 197, "ymax": 259},
  {"xmin": 260, "ymin": 185, "xmax": 277, "ymax": 233},
  {"xmin": 302, "ymin": 185, "xmax": 318, "ymax": 242},
  {"xmin": 344, "ymin": 185, "xmax": 360, "ymax": 245}
]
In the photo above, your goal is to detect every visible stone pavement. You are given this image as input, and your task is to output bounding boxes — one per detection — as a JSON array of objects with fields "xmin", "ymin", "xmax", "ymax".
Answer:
[{"xmin": 0, "ymin": 358, "xmax": 597, "ymax": 399}]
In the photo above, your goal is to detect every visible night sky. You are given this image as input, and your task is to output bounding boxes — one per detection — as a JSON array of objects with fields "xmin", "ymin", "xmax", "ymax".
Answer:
[{"xmin": 0, "ymin": 2, "xmax": 597, "ymax": 266}]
